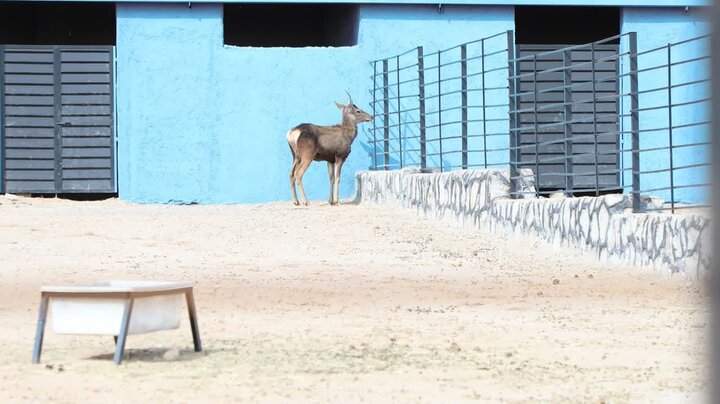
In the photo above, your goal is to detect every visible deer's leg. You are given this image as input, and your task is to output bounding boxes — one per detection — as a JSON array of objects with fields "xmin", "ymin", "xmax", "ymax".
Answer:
[
  {"xmin": 295, "ymin": 159, "xmax": 312, "ymax": 206},
  {"xmin": 290, "ymin": 158, "xmax": 300, "ymax": 206},
  {"xmin": 327, "ymin": 162, "xmax": 336, "ymax": 205},
  {"xmin": 333, "ymin": 157, "xmax": 346, "ymax": 205},
  {"xmin": 288, "ymin": 140, "xmax": 301, "ymax": 206}
]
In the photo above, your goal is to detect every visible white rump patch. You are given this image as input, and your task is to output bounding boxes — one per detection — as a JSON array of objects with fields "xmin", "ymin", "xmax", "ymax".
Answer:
[{"xmin": 286, "ymin": 129, "xmax": 302, "ymax": 152}]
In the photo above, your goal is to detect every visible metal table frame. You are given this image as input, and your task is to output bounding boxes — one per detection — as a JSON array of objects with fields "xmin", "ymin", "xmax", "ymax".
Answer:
[{"xmin": 32, "ymin": 284, "xmax": 202, "ymax": 365}]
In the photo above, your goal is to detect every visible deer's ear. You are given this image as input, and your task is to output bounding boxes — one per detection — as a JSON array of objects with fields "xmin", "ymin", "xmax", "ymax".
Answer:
[{"xmin": 335, "ymin": 102, "xmax": 346, "ymax": 110}]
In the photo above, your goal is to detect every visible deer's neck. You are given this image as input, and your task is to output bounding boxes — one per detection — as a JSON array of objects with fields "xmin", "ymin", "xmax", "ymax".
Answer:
[{"xmin": 341, "ymin": 116, "xmax": 358, "ymax": 140}]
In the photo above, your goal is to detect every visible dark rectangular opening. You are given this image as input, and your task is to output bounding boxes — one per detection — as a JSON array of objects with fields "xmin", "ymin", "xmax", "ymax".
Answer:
[
  {"xmin": 0, "ymin": 2, "xmax": 116, "ymax": 45},
  {"xmin": 515, "ymin": 6, "xmax": 620, "ymax": 45},
  {"xmin": 514, "ymin": 6, "xmax": 622, "ymax": 196},
  {"xmin": 223, "ymin": 4, "xmax": 359, "ymax": 48}
]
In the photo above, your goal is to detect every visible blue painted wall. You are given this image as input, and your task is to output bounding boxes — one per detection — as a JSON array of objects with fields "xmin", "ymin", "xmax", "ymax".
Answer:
[
  {"xmin": 374, "ymin": 31, "xmax": 512, "ymax": 173},
  {"xmin": 620, "ymin": 7, "xmax": 710, "ymax": 205},
  {"xmin": 115, "ymin": 3, "xmax": 514, "ymax": 203}
]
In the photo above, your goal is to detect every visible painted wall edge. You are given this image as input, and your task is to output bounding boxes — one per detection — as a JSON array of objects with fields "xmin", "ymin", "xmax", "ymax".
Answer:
[{"xmin": 0, "ymin": 0, "xmax": 710, "ymax": 7}]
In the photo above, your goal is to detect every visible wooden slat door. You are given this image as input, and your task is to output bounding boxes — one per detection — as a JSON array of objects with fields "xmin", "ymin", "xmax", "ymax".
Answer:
[
  {"xmin": 516, "ymin": 44, "xmax": 620, "ymax": 192},
  {"xmin": 1, "ymin": 45, "xmax": 115, "ymax": 194}
]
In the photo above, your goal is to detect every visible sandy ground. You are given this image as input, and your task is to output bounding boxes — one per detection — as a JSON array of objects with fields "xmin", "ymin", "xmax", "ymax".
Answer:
[{"xmin": 0, "ymin": 196, "xmax": 709, "ymax": 403}]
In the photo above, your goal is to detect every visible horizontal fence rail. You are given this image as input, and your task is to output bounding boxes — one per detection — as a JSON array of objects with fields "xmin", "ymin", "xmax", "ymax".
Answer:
[
  {"xmin": 627, "ymin": 34, "xmax": 711, "ymax": 213},
  {"xmin": 367, "ymin": 31, "xmax": 711, "ymax": 213},
  {"xmin": 369, "ymin": 31, "xmax": 513, "ymax": 173}
]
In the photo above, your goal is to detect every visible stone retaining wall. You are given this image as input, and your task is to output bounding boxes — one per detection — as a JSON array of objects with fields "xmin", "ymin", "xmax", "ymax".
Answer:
[{"xmin": 354, "ymin": 168, "xmax": 710, "ymax": 279}]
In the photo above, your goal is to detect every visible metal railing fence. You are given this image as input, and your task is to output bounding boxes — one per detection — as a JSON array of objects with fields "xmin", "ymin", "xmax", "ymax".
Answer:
[
  {"xmin": 369, "ymin": 31, "xmax": 513, "ymax": 173},
  {"xmin": 367, "ymin": 30, "xmax": 711, "ymax": 213}
]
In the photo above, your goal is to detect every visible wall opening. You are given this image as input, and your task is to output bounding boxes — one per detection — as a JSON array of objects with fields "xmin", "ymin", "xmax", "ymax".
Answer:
[
  {"xmin": 514, "ymin": 6, "xmax": 622, "ymax": 196},
  {"xmin": 515, "ymin": 6, "xmax": 620, "ymax": 45},
  {"xmin": 223, "ymin": 4, "xmax": 359, "ymax": 47},
  {"xmin": 0, "ymin": 2, "xmax": 115, "ymax": 45}
]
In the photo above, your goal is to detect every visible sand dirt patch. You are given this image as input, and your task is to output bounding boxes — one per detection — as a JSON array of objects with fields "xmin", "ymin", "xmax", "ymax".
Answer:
[{"xmin": 0, "ymin": 196, "xmax": 708, "ymax": 403}]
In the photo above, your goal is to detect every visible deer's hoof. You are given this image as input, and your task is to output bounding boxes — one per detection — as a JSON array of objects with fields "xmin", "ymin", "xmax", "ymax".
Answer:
[
  {"xmin": 292, "ymin": 201, "xmax": 299, "ymax": 206},
  {"xmin": 302, "ymin": 202, "xmax": 309, "ymax": 206}
]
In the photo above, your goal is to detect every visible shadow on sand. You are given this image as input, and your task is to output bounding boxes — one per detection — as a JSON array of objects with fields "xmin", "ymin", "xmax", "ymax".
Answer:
[{"xmin": 87, "ymin": 347, "xmax": 213, "ymax": 363}]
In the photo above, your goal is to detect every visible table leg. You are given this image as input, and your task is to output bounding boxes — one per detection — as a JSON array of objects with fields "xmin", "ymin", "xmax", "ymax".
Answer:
[
  {"xmin": 32, "ymin": 295, "xmax": 50, "ymax": 364},
  {"xmin": 185, "ymin": 290, "xmax": 202, "ymax": 352},
  {"xmin": 113, "ymin": 298, "xmax": 134, "ymax": 365}
]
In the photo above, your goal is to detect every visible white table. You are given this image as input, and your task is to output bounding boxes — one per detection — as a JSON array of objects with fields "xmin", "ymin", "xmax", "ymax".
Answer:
[{"xmin": 32, "ymin": 280, "xmax": 202, "ymax": 365}]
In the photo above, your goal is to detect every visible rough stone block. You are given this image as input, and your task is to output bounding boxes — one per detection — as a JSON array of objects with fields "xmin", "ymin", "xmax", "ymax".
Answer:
[{"xmin": 355, "ymin": 169, "xmax": 710, "ymax": 280}]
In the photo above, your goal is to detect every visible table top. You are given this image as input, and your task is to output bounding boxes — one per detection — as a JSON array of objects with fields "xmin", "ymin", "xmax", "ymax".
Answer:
[{"xmin": 41, "ymin": 280, "xmax": 193, "ymax": 297}]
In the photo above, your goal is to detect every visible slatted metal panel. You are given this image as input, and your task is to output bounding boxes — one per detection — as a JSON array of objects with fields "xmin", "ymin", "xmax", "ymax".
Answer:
[
  {"xmin": 1, "ymin": 47, "xmax": 56, "ymax": 192},
  {"xmin": 1, "ymin": 45, "xmax": 114, "ymax": 193},
  {"xmin": 59, "ymin": 48, "xmax": 114, "ymax": 192},
  {"xmin": 516, "ymin": 44, "xmax": 620, "ymax": 191}
]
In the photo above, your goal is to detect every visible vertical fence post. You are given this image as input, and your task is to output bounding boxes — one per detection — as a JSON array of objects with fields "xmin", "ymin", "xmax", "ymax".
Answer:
[
  {"xmin": 417, "ymin": 47, "xmax": 426, "ymax": 171},
  {"xmin": 481, "ymin": 38, "xmax": 488, "ymax": 169},
  {"xmin": 533, "ymin": 54, "xmax": 540, "ymax": 196},
  {"xmin": 591, "ymin": 43, "xmax": 600, "ymax": 196},
  {"xmin": 437, "ymin": 51, "xmax": 443, "ymax": 172},
  {"xmin": 461, "ymin": 44, "xmax": 468, "ymax": 169},
  {"xmin": 667, "ymin": 43, "xmax": 675, "ymax": 214},
  {"xmin": 507, "ymin": 30, "xmax": 518, "ymax": 197},
  {"xmin": 372, "ymin": 61, "xmax": 378, "ymax": 170},
  {"xmin": 562, "ymin": 48, "xmax": 574, "ymax": 196},
  {"xmin": 396, "ymin": 56, "xmax": 402, "ymax": 169},
  {"xmin": 614, "ymin": 48, "xmax": 622, "ymax": 193},
  {"xmin": 382, "ymin": 59, "xmax": 390, "ymax": 171},
  {"xmin": 629, "ymin": 32, "xmax": 641, "ymax": 212}
]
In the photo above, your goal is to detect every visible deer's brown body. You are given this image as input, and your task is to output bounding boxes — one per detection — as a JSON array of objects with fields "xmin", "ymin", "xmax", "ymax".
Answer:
[{"xmin": 287, "ymin": 94, "xmax": 372, "ymax": 206}]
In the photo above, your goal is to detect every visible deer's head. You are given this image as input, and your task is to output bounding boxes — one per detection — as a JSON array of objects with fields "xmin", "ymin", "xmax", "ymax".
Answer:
[{"xmin": 335, "ymin": 92, "xmax": 373, "ymax": 124}]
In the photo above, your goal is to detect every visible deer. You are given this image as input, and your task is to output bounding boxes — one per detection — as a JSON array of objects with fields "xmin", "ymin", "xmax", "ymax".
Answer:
[{"xmin": 286, "ymin": 92, "xmax": 373, "ymax": 206}]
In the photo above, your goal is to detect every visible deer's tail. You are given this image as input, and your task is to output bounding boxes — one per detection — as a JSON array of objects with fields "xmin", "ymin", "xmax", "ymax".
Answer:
[{"xmin": 286, "ymin": 129, "xmax": 301, "ymax": 159}]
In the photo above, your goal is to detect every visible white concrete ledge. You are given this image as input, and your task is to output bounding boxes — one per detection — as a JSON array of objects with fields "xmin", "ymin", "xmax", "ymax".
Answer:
[{"xmin": 355, "ymin": 168, "xmax": 710, "ymax": 279}]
